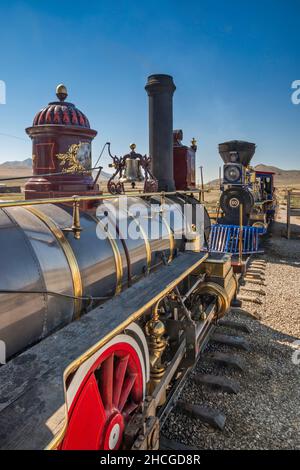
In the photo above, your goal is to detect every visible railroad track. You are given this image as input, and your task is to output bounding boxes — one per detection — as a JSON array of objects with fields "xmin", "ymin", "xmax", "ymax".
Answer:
[{"xmin": 159, "ymin": 256, "xmax": 267, "ymax": 450}]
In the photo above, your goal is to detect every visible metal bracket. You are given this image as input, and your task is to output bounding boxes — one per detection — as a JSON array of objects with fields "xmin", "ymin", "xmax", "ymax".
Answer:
[
  {"xmin": 131, "ymin": 416, "xmax": 160, "ymax": 450},
  {"xmin": 124, "ymin": 397, "xmax": 160, "ymax": 450},
  {"xmin": 62, "ymin": 198, "xmax": 82, "ymax": 239},
  {"xmin": 183, "ymin": 321, "xmax": 198, "ymax": 367}
]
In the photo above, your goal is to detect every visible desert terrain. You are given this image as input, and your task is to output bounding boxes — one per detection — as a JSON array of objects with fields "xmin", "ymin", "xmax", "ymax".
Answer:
[{"xmin": 0, "ymin": 160, "xmax": 299, "ymax": 214}]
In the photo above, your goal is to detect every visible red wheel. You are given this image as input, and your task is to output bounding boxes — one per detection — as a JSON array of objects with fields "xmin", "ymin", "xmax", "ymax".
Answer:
[{"xmin": 61, "ymin": 333, "xmax": 147, "ymax": 450}]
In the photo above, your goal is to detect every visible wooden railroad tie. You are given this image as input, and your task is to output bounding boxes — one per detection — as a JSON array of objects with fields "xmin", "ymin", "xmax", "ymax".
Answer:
[
  {"xmin": 193, "ymin": 374, "xmax": 241, "ymax": 394},
  {"xmin": 210, "ymin": 333, "xmax": 250, "ymax": 351},
  {"xmin": 240, "ymin": 286, "xmax": 266, "ymax": 296},
  {"xmin": 218, "ymin": 318, "xmax": 252, "ymax": 334},
  {"xmin": 176, "ymin": 400, "xmax": 226, "ymax": 431},
  {"xmin": 160, "ymin": 436, "xmax": 199, "ymax": 451},
  {"xmin": 237, "ymin": 294, "xmax": 263, "ymax": 305},
  {"xmin": 206, "ymin": 351, "xmax": 247, "ymax": 372},
  {"xmin": 243, "ymin": 278, "xmax": 266, "ymax": 286}
]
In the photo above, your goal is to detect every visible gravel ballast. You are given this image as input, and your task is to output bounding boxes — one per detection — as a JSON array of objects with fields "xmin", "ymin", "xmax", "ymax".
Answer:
[{"xmin": 162, "ymin": 212, "xmax": 300, "ymax": 449}]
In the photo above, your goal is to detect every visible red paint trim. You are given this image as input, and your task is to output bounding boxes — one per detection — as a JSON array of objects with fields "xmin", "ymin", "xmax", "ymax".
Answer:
[
  {"xmin": 35, "ymin": 142, "xmax": 55, "ymax": 170},
  {"xmin": 255, "ymin": 171, "xmax": 276, "ymax": 175}
]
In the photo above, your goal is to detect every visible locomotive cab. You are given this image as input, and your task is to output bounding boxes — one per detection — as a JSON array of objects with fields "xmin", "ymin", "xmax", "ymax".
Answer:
[{"xmin": 256, "ymin": 171, "xmax": 275, "ymax": 200}]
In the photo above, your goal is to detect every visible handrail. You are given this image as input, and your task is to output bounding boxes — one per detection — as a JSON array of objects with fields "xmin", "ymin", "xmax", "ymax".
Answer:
[{"xmin": 0, "ymin": 189, "xmax": 204, "ymax": 209}]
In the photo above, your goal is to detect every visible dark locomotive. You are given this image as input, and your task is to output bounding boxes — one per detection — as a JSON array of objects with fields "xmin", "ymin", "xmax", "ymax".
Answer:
[
  {"xmin": 218, "ymin": 140, "xmax": 276, "ymax": 228},
  {"xmin": 0, "ymin": 75, "xmax": 238, "ymax": 450}
]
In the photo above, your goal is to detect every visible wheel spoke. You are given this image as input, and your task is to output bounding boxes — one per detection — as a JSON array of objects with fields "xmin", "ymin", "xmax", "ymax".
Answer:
[
  {"xmin": 62, "ymin": 336, "xmax": 145, "ymax": 450},
  {"xmin": 99, "ymin": 353, "xmax": 114, "ymax": 410},
  {"xmin": 118, "ymin": 373, "xmax": 137, "ymax": 412},
  {"xmin": 122, "ymin": 401, "xmax": 139, "ymax": 419},
  {"xmin": 113, "ymin": 354, "xmax": 129, "ymax": 407}
]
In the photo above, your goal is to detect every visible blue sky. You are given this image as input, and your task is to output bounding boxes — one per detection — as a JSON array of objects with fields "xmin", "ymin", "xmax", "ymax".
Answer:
[{"xmin": 0, "ymin": 0, "xmax": 299, "ymax": 181}]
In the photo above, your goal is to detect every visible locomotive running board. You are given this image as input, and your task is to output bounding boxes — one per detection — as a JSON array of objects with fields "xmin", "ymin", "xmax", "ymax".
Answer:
[{"xmin": 0, "ymin": 251, "xmax": 208, "ymax": 450}]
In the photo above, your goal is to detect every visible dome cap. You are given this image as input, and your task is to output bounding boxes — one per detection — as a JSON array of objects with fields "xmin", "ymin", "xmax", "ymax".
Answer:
[{"xmin": 32, "ymin": 84, "xmax": 90, "ymax": 128}]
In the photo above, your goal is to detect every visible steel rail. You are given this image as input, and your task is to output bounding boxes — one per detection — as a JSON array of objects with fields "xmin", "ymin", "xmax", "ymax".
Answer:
[{"xmin": 156, "ymin": 302, "xmax": 216, "ymax": 426}]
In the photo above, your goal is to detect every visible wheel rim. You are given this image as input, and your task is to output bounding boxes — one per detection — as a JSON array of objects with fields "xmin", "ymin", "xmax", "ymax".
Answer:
[{"xmin": 62, "ymin": 340, "xmax": 144, "ymax": 450}]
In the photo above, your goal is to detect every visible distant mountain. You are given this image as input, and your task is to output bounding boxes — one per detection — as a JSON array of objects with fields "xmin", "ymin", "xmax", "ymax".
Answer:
[
  {"xmin": 0, "ymin": 158, "xmax": 32, "ymax": 168},
  {"xmin": 93, "ymin": 170, "xmax": 112, "ymax": 181},
  {"xmin": 254, "ymin": 164, "xmax": 300, "ymax": 185},
  {"xmin": 0, "ymin": 158, "xmax": 112, "ymax": 185},
  {"xmin": 208, "ymin": 164, "xmax": 300, "ymax": 187}
]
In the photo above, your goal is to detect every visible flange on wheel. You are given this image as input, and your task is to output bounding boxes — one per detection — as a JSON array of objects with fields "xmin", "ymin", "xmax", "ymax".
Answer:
[{"xmin": 61, "ymin": 324, "xmax": 149, "ymax": 450}]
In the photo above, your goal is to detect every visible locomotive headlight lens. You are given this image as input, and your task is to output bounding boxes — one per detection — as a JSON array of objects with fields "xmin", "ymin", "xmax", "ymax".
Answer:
[{"xmin": 224, "ymin": 165, "xmax": 241, "ymax": 183}]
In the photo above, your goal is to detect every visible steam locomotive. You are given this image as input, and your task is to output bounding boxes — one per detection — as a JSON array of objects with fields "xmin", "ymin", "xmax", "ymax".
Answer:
[
  {"xmin": 0, "ymin": 75, "xmax": 237, "ymax": 450},
  {"xmin": 218, "ymin": 140, "xmax": 276, "ymax": 228}
]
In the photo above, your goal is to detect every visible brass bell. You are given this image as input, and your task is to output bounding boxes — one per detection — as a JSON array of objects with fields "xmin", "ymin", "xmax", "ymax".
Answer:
[{"xmin": 120, "ymin": 144, "xmax": 144, "ymax": 183}]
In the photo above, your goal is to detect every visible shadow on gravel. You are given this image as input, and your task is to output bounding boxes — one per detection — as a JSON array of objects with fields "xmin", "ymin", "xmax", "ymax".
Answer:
[
  {"xmin": 161, "ymin": 215, "xmax": 300, "ymax": 449},
  {"xmin": 161, "ymin": 307, "xmax": 300, "ymax": 450},
  {"xmin": 262, "ymin": 225, "xmax": 300, "ymax": 266},
  {"xmin": 270, "ymin": 218, "xmax": 300, "ymax": 240}
]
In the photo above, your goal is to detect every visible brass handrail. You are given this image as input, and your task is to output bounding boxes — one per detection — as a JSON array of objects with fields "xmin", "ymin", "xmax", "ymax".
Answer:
[{"xmin": 0, "ymin": 190, "xmax": 204, "ymax": 209}]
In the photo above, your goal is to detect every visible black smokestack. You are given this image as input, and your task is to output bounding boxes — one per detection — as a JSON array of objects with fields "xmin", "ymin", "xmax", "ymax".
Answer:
[
  {"xmin": 219, "ymin": 140, "xmax": 256, "ymax": 167},
  {"xmin": 145, "ymin": 74, "xmax": 176, "ymax": 191}
]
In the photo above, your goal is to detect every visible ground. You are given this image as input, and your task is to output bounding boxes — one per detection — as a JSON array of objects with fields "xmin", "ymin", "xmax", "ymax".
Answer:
[{"xmin": 162, "ymin": 206, "xmax": 300, "ymax": 449}]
